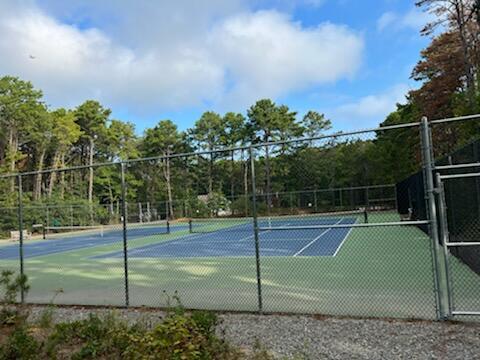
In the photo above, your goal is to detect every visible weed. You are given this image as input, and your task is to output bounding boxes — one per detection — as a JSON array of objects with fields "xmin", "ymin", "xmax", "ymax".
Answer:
[{"xmin": 0, "ymin": 326, "xmax": 40, "ymax": 360}]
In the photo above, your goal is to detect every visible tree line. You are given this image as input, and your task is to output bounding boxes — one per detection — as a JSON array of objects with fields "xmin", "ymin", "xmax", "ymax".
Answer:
[{"xmin": 0, "ymin": 0, "xmax": 479, "ymax": 227}]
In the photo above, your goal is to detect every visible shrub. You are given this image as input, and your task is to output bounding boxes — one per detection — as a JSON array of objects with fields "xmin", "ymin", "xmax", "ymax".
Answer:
[
  {"xmin": 0, "ymin": 270, "xmax": 29, "ymax": 326},
  {"xmin": 0, "ymin": 326, "xmax": 40, "ymax": 360}
]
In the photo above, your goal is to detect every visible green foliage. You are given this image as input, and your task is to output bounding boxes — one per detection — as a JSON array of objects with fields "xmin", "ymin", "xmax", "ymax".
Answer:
[
  {"xmin": 124, "ymin": 311, "xmax": 239, "ymax": 360},
  {"xmin": 0, "ymin": 326, "xmax": 40, "ymax": 360},
  {"xmin": 0, "ymin": 270, "xmax": 29, "ymax": 305},
  {"xmin": 186, "ymin": 196, "xmax": 210, "ymax": 218},
  {"xmin": 206, "ymin": 192, "xmax": 231, "ymax": 216},
  {"xmin": 230, "ymin": 197, "xmax": 251, "ymax": 216},
  {"xmin": 0, "ymin": 271, "xmax": 29, "ymax": 327},
  {"xmin": 43, "ymin": 310, "xmax": 242, "ymax": 360},
  {"xmin": 190, "ymin": 311, "xmax": 218, "ymax": 336},
  {"xmin": 0, "ymin": 276, "xmax": 277, "ymax": 360}
]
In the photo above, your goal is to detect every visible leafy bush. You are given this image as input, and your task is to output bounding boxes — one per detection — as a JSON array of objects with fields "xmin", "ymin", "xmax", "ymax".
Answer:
[
  {"xmin": 0, "ymin": 270, "xmax": 29, "ymax": 326},
  {"xmin": 0, "ymin": 272, "xmax": 275, "ymax": 359},
  {"xmin": 0, "ymin": 326, "xmax": 40, "ymax": 360}
]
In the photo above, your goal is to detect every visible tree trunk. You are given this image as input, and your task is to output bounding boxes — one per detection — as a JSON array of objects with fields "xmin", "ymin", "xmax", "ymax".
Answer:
[
  {"xmin": 163, "ymin": 152, "xmax": 174, "ymax": 220},
  {"xmin": 242, "ymin": 149, "xmax": 249, "ymax": 216},
  {"xmin": 88, "ymin": 138, "xmax": 94, "ymax": 203},
  {"xmin": 33, "ymin": 148, "xmax": 46, "ymax": 201},
  {"xmin": 8, "ymin": 127, "xmax": 17, "ymax": 192},
  {"xmin": 60, "ymin": 153, "xmax": 66, "ymax": 199},
  {"xmin": 476, "ymin": 0, "xmax": 480, "ymax": 26},
  {"xmin": 454, "ymin": 0, "xmax": 476, "ymax": 107},
  {"xmin": 208, "ymin": 151, "xmax": 213, "ymax": 194},
  {"xmin": 230, "ymin": 151, "xmax": 235, "ymax": 199},
  {"xmin": 48, "ymin": 150, "xmax": 62, "ymax": 197},
  {"xmin": 88, "ymin": 138, "xmax": 94, "ymax": 225},
  {"xmin": 264, "ymin": 134, "xmax": 272, "ymax": 211}
]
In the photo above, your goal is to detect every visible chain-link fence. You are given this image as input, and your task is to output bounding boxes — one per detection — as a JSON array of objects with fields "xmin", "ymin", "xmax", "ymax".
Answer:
[{"xmin": 1, "ymin": 115, "xmax": 480, "ymax": 320}]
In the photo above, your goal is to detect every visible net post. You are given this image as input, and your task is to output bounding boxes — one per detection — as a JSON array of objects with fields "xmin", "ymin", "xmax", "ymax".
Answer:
[
  {"xmin": 249, "ymin": 146, "xmax": 263, "ymax": 314},
  {"xmin": 363, "ymin": 208, "xmax": 368, "ymax": 223},
  {"xmin": 420, "ymin": 117, "xmax": 446, "ymax": 320},
  {"xmin": 42, "ymin": 223, "xmax": 46, "ymax": 240},
  {"xmin": 17, "ymin": 175, "xmax": 25, "ymax": 304},
  {"xmin": 167, "ymin": 219, "xmax": 170, "ymax": 234},
  {"xmin": 188, "ymin": 219, "xmax": 193, "ymax": 233},
  {"xmin": 120, "ymin": 162, "xmax": 129, "ymax": 307}
]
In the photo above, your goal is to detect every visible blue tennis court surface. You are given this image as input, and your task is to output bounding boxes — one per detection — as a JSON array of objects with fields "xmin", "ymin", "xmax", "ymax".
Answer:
[
  {"xmin": 0, "ymin": 215, "xmax": 358, "ymax": 260},
  {"xmin": 0, "ymin": 224, "xmax": 187, "ymax": 260},
  {"xmin": 95, "ymin": 216, "xmax": 357, "ymax": 259}
]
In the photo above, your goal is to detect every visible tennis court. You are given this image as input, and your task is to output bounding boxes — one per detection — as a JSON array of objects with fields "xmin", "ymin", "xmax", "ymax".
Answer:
[
  {"xmin": 0, "ymin": 222, "xmax": 187, "ymax": 260},
  {"xmin": 0, "ymin": 209, "xmax": 463, "ymax": 319},
  {"xmin": 0, "ymin": 212, "xmax": 358, "ymax": 260},
  {"xmin": 96, "ymin": 212, "xmax": 358, "ymax": 259}
]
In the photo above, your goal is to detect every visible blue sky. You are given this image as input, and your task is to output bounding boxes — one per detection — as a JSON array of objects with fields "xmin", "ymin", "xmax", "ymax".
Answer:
[{"xmin": 0, "ymin": 0, "xmax": 432, "ymax": 133}]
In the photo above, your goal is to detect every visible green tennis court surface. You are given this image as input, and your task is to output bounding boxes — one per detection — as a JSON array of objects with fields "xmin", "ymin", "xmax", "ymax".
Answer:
[{"xmin": 1, "ymin": 212, "xmax": 479, "ymax": 319}]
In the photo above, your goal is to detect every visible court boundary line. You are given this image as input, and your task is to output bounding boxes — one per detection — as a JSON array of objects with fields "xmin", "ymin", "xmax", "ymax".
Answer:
[
  {"xmin": 332, "ymin": 218, "xmax": 356, "ymax": 257},
  {"xmin": 292, "ymin": 219, "xmax": 342, "ymax": 257}
]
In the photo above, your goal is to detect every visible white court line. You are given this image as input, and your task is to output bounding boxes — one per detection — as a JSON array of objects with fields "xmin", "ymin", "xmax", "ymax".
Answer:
[
  {"xmin": 293, "ymin": 218, "xmax": 343, "ymax": 257},
  {"xmin": 238, "ymin": 222, "xmax": 291, "ymax": 243},
  {"xmin": 332, "ymin": 218, "xmax": 355, "ymax": 257}
]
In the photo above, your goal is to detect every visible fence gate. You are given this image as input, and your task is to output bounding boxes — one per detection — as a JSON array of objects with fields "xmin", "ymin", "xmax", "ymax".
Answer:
[{"xmin": 436, "ymin": 170, "xmax": 480, "ymax": 318}]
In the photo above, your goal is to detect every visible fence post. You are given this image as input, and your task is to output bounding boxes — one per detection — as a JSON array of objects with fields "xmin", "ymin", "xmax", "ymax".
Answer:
[
  {"xmin": 420, "ymin": 117, "xmax": 447, "ymax": 320},
  {"xmin": 249, "ymin": 146, "xmax": 263, "ymax": 314},
  {"xmin": 120, "ymin": 163, "xmax": 129, "ymax": 307},
  {"xmin": 435, "ymin": 172, "xmax": 453, "ymax": 318},
  {"xmin": 17, "ymin": 175, "xmax": 25, "ymax": 303}
]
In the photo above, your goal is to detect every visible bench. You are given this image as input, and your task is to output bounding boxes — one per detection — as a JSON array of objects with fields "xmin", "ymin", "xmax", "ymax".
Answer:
[{"xmin": 10, "ymin": 230, "xmax": 31, "ymax": 241}]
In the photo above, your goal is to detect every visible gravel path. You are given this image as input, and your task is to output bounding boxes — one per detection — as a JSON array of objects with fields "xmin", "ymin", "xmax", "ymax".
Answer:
[{"xmin": 25, "ymin": 306, "xmax": 480, "ymax": 359}]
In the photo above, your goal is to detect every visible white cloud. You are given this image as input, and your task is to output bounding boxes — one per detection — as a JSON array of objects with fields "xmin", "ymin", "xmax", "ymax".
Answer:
[
  {"xmin": 377, "ymin": 12, "xmax": 397, "ymax": 31},
  {"xmin": 377, "ymin": 8, "xmax": 432, "ymax": 32},
  {"xmin": 329, "ymin": 84, "xmax": 409, "ymax": 127},
  {"xmin": 0, "ymin": 1, "xmax": 224, "ymax": 109},
  {"xmin": 210, "ymin": 11, "xmax": 364, "ymax": 108},
  {"xmin": 401, "ymin": 8, "xmax": 432, "ymax": 30},
  {"xmin": 0, "ymin": 1, "xmax": 364, "ymax": 114}
]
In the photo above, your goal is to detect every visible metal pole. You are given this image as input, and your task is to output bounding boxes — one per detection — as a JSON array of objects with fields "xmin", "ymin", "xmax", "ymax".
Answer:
[
  {"xmin": 420, "ymin": 117, "xmax": 446, "ymax": 320},
  {"xmin": 313, "ymin": 189, "xmax": 318, "ymax": 212},
  {"xmin": 436, "ymin": 173, "xmax": 453, "ymax": 318},
  {"xmin": 120, "ymin": 163, "xmax": 129, "ymax": 307},
  {"xmin": 365, "ymin": 187, "xmax": 370, "ymax": 209},
  {"xmin": 394, "ymin": 185, "xmax": 398, "ymax": 212},
  {"xmin": 17, "ymin": 175, "xmax": 25, "ymax": 303},
  {"xmin": 249, "ymin": 146, "xmax": 263, "ymax": 313}
]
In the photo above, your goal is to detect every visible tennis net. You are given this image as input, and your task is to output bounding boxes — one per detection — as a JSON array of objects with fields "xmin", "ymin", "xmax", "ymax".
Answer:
[
  {"xmin": 43, "ymin": 220, "xmax": 172, "ymax": 240},
  {"xmin": 188, "ymin": 209, "xmax": 367, "ymax": 234}
]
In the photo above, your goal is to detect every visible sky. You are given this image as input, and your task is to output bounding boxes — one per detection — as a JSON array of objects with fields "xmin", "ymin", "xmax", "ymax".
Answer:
[{"xmin": 0, "ymin": 0, "xmax": 433, "ymax": 134}]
